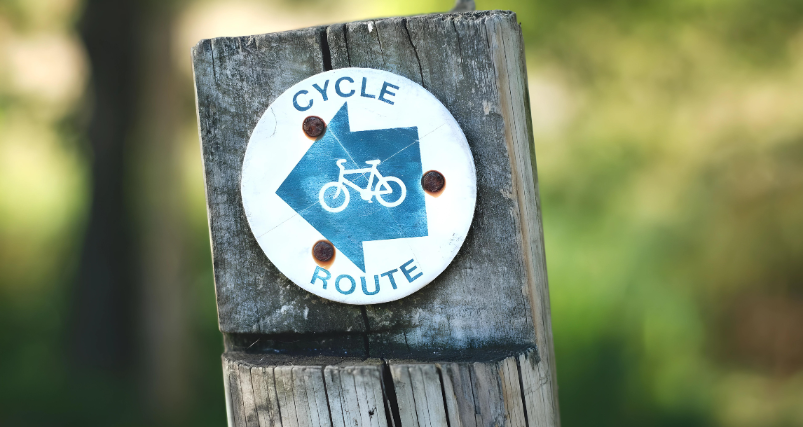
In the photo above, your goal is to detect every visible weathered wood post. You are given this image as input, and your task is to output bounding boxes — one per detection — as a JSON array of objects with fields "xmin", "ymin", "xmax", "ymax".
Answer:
[{"xmin": 192, "ymin": 10, "xmax": 559, "ymax": 427}]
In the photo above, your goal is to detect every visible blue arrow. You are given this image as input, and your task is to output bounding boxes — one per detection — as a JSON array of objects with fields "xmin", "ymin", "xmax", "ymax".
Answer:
[{"xmin": 276, "ymin": 102, "xmax": 428, "ymax": 272}]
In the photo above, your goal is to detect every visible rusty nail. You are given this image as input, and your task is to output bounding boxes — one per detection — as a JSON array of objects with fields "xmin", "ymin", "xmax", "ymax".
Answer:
[
  {"xmin": 421, "ymin": 170, "xmax": 445, "ymax": 193},
  {"xmin": 303, "ymin": 116, "xmax": 326, "ymax": 138},
  {"xmin": 313, "ymin": 240, "xmax": 335, "ymax": 262}
]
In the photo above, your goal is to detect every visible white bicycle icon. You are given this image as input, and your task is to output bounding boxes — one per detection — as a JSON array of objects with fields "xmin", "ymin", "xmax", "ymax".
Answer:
[{"xmin": 318, "ymin": 159, "xmax": 407, "ymax": 213}]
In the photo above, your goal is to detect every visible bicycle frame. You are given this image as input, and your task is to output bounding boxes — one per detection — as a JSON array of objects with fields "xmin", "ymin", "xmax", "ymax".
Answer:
[
  {"xmin": 319, "ymin": 159, "xmax": 406, "ymax": 212},
  {"xmin": 334, "ymin": 160, "xmax": 391, "ymax": 200}
]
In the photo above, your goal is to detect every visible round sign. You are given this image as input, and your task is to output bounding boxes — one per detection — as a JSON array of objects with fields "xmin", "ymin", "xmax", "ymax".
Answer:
[{"xmin": 241, "ymin": 68, "xmax": 476, "ymax": 304}]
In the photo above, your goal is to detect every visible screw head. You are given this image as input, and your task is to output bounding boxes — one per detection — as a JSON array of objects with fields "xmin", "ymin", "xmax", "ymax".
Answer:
[
  {"xmin": 302, "ymin": 116, "xmax": 326, "ymax": 138},
  {"xmin": 421, "ymin": 170, "xmax": 446, "ymax": 194},
  {"xmin": 313, "ymin": 240, "xmax": 335, "ymax": 262}
]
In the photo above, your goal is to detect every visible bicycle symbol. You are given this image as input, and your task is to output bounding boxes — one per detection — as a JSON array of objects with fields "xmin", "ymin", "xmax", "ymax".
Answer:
[{"xmin": 318, "ymin": 159, "xmax": 407, "ymax": 213}]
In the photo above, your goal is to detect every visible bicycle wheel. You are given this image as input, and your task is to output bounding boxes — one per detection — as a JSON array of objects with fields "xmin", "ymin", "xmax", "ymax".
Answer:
[
  {"xmin": 319, "ymin": 182, "xmax": 350, "ymax": 212},
  {"xmin": 377, "ymin": 176, "xmax": 407, "ymax": 208}
]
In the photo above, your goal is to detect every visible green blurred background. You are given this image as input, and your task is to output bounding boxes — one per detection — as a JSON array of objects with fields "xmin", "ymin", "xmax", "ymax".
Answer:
[{"xmin": 2, "ymin": 0, "xmax": 802, "ymax": 425}]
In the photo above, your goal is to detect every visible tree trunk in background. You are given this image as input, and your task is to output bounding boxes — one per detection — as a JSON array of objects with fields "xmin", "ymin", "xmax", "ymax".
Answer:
[
  {"xmin": 71, "ymin": 0, "xmax": 139, "ymax": 374},
  {"xmin": 73, "ymin": 0, "xmax": 189, "ymax": 423},
  {"xmin": 134, "ymin": 3, "xmax": 190, "ymax": 422}
]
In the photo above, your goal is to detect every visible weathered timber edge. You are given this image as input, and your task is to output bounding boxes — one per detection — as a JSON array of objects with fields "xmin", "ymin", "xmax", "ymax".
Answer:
[{"xmin": 224, "ymin": 347, "xmax": 549, "ymax": 427}]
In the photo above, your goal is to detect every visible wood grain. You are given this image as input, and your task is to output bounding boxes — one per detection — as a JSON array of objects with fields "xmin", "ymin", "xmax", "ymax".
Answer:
[
  {"xmin": 224, "ymin": 349, "xmax": 549, "ymax": 427},
  {"xmin": 240, "ymin": 363, "xmax": 260, "ymax": 426},
  {"xmin": 389, "ymin": 364, "xmax": 448, "ymax": 427},
  {"xmin": 251, "ymin": 366, "xmax": 283, "ymax": 427},
  {"xmin": 192, "ymin": 26, "xmax": 366, "ymax": 339}
]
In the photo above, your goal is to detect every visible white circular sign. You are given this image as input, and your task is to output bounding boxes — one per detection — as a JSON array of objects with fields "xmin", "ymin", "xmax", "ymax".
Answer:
[{"xmin": 241, "ymin": 68, "xmax": 476, "ymax": 304}]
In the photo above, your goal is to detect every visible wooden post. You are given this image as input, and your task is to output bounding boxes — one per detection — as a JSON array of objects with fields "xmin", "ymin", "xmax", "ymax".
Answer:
[{"xmin": 193, "ymin": 10, "xmax": 559, "ymax": 427}]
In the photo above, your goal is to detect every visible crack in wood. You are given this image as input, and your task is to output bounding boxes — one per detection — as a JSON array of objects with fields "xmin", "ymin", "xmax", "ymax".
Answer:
[
  {"xmin": 400, "ymin": 18, "xmax": 424, "ymax": 87},
  {"xmin": 319, "ymin": 28, "xmax": 333, "ymax": 71}
]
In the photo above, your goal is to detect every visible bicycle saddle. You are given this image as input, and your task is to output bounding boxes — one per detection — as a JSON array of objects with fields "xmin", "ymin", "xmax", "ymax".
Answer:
[{"xmin": 364, "ymin": 160, "xmax": 381, "ymax": 166}]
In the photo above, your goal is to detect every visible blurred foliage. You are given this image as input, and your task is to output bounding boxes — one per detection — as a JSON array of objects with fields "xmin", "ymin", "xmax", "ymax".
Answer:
[
  {"xmin": 502, "ymin": 0, "xmax": 803, "ymax": 425},
  {"xmin": 0, "ymin": 0, "xmax": 802, "ymax": 425}
]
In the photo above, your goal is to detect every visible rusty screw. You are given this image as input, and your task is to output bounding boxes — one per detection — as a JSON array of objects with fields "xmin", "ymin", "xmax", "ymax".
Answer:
[
  {"xmin": 302, "ymin": 116, "xmax": 326, "ymax": 138},
  {"xmin": 313, "ymin": 240, "xmax": 335, "ymax": 262},
  {"xmin": 421, "ymin": 170, "xmax": 446, "ymax": 193}
]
